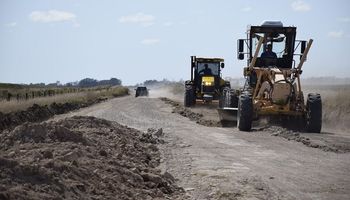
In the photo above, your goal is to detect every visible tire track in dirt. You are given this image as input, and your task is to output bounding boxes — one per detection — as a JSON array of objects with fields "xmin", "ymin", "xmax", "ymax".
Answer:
[
  {"xmin": 159, "ymin": 97, "xmax": 222, "ymax": 127},
  {"xmin": 160, "ymin": 97, "xmax": 350, "ymax": 153}
]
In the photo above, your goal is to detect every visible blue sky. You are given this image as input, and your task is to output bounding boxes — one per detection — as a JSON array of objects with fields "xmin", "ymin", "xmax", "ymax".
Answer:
[{"xmin": 1, "ymin": 0, "xmax": 349, "ymax": 85}]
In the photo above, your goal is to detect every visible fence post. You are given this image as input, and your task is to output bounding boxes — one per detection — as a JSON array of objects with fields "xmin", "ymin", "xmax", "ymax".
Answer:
[{"xmin": 7, "ymin": 93, "xmax": 12, "ymax": 101}]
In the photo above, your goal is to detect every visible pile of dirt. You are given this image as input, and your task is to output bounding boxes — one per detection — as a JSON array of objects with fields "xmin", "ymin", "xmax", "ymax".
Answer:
[
  {"xmin": 0, "ymin": 116, "xmax": 183, "ymax": 200},
  {"xmin": 160, "ymin": 97, "xmax": 221, "ymax": 127},
  {"xmin": 258, "ymin": 126, "xmax": 350, "ymax": 153},
  {"xmin": 0, "ymin": 98, "xmax": 107, "ymax": 132}
]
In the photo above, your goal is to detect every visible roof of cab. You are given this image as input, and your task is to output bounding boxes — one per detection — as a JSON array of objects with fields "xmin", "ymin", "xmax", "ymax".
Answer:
[{"xmin": 195, "ymin": 57, "xmax": 224, "ymax": 63}]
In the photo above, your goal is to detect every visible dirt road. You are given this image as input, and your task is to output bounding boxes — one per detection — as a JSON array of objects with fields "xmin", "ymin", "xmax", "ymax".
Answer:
[{"xmin": 55, "ymin": 95, "xmax": 350, "ymax": 200}]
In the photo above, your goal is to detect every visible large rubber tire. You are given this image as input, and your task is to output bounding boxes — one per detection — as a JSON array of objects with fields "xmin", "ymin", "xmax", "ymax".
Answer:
[
  {"xmin": 237, "ymin": 94, "xmax": 253, "ymax": 131},
  {"xmin": 305, "ymin": 93, "xmax": 322, "ymax": 133},
  {"xmin": 184, "ymin": 86, "xmax": 195, "ymax": 107}
]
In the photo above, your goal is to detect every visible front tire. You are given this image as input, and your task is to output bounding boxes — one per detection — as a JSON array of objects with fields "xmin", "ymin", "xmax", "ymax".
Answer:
[
  {"xmin": 305, "ymin": 93, "xmax": 322, "ymax": 133},
  {"xmin": 184, "ymin": 86, "xmax": 195, "ymax": 107},
  {"xmin": 237, "ymin": 94, "xmax": 253, "ymax": 131}
]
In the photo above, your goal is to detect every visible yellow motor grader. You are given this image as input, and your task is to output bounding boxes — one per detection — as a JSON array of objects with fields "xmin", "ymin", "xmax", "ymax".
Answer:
[{"xmin": 231, "ymin": 21, "xmax": 321, "ymax": 132}]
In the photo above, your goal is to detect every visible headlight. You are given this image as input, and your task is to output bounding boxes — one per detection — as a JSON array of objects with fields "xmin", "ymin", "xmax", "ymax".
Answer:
[
  {"xmin": 203, "ymin": 81, "xmax": 213, "ymax": 86},
  {"xmin": 202, "ymin": 76, "xmax": 214, "ymax": 86}
]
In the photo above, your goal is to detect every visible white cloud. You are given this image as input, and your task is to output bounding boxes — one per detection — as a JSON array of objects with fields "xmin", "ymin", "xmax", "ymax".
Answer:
[
  {"xmin": 119, "ymin": 12, "xmax": 155, "ymax": 27},
  {"xmin": 337, "ymin": 17, "xmax": 350, "ymax": 23},
  {"xmin": 291, "ymin": 1, "xmax": 311, "ymax": 12},
  {"xmin": 241, "ymin": 6, "xmax": 252, "ymax": 12},
  {"xmin": 5, "ymin": 22, "xmax": 17, "ymax": 27},
  {"xmin": 29, "ymin": 10, "xmax": 76, "ymax": 23},
  {"xmin": 328, "ymin": 31, "xmax": 344, "ymax": 38},
  {"xmin": 141, "ymin": 38, "xmax": 160, "ymax": 45}
]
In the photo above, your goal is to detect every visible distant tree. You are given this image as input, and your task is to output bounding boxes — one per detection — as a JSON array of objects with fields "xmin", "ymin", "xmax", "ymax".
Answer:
[
  {"xmin": 98, "ymin": 80, "xmax": 109, "ymax": 86},
  {"xmin": 65, "ymin": 82, "xmax": 73, "ymax": 87},
  {"xmin": 57, "ymin": 78, "xmax": 124, "ymax": 88},
  {"xmin": 78, "ymin": 78, "xmax": 98, "ymax": 87},
  {"xmin": 143, "ymin": 80, "xmax": 159, "ymax": 86},
  {"xmin": 29, "ymin": 83, "xmax": 45, "ymax": 87},
  {"xmin": 97, "ymin": 78, "xmax": 122, "ymax": 86},
  {"xmin": 109, "ymin": 78, "xmax": 122, "ymax": 86}
]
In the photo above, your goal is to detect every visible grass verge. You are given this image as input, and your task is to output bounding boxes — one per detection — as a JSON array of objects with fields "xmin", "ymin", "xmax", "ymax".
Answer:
[{"xmin": 0, "ymin": 86, "xmax": 129, "ymax": 114}]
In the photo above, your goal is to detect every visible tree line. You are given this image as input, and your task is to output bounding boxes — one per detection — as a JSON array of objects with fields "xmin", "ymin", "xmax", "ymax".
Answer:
[{"xmin": 28, "ymin": 77, "xmax": 122, "ymax": 88}]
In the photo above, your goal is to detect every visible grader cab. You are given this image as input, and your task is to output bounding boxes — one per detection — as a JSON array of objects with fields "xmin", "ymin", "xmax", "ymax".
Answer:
[{"xmin": 233, "ymin": 21, "xmax": 322, "ymax": 132}]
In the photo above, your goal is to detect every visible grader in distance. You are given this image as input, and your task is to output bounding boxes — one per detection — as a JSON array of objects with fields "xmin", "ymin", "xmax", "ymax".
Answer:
[
  {"xmin": 224, "ymin": 21, "xmax": 322, "ymax": 132},
  {"xmin": 184, "ymin": 56, "xmax": 233, "ymax": 107}
]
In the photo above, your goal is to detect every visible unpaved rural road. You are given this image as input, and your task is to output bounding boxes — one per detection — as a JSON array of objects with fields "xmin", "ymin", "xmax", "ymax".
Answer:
[{"xmin": 55, "ymin": 95, "xmax": 350, "ymax": 200}]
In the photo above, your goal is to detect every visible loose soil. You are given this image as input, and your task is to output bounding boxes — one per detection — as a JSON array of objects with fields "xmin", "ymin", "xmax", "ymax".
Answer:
[
  {"xmin": 160, "ymin": 97, "xmax": 350, "ymax": 153},
  {"xmin": 0, "ymin": 98, "xmax": 108, "ymax": 132},
  {"xmin": 255, "ymin": 126, "xmax": 350, "ymax": 153},
  {"xmin": 160, "ymin": 97, "xmax": 221, "ymax": 127},
  {"xmin": 0, "ymin": 116, "xmax": 184, "ymax": 200}
]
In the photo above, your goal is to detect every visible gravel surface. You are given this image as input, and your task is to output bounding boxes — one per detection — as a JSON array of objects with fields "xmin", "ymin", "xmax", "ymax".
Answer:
[
  {"xmin": 161, "ymin": 97, "xmax": 350, "ymax": 153},
  {"xmin": 52, "ymin": 94, "xmax": 350, "ymax": 200}
]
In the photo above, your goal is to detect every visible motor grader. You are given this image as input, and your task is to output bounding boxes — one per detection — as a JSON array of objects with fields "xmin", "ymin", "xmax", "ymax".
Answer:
[
  {"xmin": 231, "ymin": 21, "xmax": 321, "ymax": 132},
  {"xmin": 184, "ymin": 56, "xmax": 232, "ymax": 107}
]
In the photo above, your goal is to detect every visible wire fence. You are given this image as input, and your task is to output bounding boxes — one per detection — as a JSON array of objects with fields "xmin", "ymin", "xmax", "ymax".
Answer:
[{"xmin": 0, "ymin": 87, "xmax": 112, "ymax": 102}]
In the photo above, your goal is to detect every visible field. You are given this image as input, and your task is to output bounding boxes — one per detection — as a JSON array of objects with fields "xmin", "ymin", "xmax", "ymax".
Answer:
[{"xmin": 0, "ymin": 85, "xmax": 129, "ymax": 114}]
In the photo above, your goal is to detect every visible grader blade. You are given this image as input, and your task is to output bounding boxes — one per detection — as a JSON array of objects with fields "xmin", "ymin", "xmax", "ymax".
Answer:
[{"xmin": 217, "ymin": 107, "xmax": 238, "ymax": 122}]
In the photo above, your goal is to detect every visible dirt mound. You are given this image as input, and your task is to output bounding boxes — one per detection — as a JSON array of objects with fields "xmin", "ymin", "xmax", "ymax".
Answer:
[
  {"xmin": 257, "ymin": 126, "xmax": 350, "ymax": 153},
  {"xmin": 0, "ymin": 100, "xmax": 107, "ymax": 132},
  {"xmin": 0, "ymin": 116, "xmax": 183, "ymax": 200},
  {"xmin": 160, "ymin": 97, "xmax": 221, "ymax": 127}
]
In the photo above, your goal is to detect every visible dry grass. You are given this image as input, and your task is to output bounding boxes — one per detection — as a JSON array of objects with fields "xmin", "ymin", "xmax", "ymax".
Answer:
[{"xmin": 0, "ymin": 86, "xmax": 129, "ymax": 114}]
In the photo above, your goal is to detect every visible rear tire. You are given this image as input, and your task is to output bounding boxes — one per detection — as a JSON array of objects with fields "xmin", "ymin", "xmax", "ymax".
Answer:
[
  {"xmin": 184, "ymin": 86, "xmax": 195, "ymax": 107},
  {"xmin": 305, "ymin": 93, "xmax": 322, "ymax": 133},
  {"xmin": 237, "ymin": 94, "xmax": 253, "ymax": 131}
]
